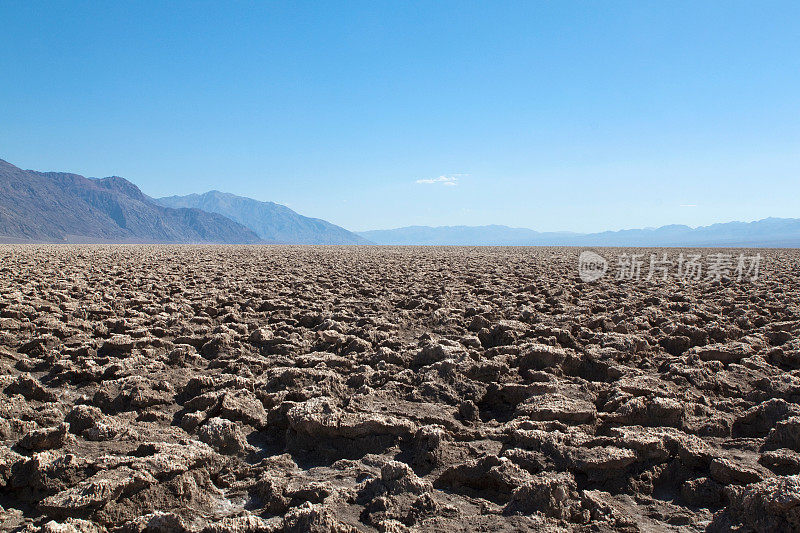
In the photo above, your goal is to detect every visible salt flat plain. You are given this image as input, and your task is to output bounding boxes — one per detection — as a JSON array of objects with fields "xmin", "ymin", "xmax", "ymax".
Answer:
[{"xmin": 0, "ymin": 245, "xmax": 798, "ymax": 532}]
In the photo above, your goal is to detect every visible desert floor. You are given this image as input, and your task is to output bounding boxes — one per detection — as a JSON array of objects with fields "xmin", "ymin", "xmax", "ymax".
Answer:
[{"xmin": 0, "ymin": 246, "xmax": 798, "ymax": 532}]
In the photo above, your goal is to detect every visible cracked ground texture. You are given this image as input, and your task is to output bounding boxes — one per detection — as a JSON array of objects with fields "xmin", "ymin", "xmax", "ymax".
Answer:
[{"xmin": 0, "ymin": 246, "xmax": 799, "ymax": 532}]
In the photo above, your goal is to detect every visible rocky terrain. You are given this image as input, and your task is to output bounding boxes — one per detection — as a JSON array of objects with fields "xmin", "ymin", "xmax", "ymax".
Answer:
[{"xmin": 0, "ymin": 245, "xmax": 798, "ymax": 532}]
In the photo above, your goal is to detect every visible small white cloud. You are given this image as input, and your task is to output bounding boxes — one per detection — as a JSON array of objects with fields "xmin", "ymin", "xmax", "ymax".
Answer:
[{"xmin": 415, "ymin": 175, "xmax": 459, "ymax": 186}]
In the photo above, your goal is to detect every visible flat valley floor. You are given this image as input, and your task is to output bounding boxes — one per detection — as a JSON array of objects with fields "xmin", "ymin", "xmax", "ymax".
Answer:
[{"xmin": 0, "ymin": 246, "xmax": 799, "ymax": 532}]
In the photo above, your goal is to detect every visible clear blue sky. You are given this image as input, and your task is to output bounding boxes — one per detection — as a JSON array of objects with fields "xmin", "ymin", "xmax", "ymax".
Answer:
[{"xmin": 2, "ymin": 1, "xmax": 798, "ymax": 232}]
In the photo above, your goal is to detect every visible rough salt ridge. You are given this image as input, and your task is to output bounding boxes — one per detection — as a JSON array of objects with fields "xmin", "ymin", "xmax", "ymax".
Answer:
[{"xmin": 0, "ymin": 245, "xmax": 798, "ymax": 532}]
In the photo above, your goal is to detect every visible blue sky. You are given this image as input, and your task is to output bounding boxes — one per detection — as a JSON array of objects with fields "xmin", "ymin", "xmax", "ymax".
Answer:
[{"xmin": 1, "ymin": 1, "xmax": 798, "ymax": 232}]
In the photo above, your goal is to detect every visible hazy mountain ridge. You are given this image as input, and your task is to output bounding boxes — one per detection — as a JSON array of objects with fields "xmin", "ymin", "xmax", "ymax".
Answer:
[
  {"xmin": 359, "ymin": 218, "xmax": 800, "ymax": 247},
  {"xmin": 0, "ymin": 159, "xmax": 262, "ymax": 244},
  {"xmin": 156, "ymin": 191, "xmax": 371, "ymax": 245},
  {"xmin": 2, "ymin": 156, "xmax": 798, "ymax": 247}
]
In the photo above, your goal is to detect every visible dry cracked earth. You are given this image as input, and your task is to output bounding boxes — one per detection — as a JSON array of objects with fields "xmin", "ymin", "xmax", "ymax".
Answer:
[{"xmin": 0, "ymin": 246, "xmax": 799, "ymax": 533}]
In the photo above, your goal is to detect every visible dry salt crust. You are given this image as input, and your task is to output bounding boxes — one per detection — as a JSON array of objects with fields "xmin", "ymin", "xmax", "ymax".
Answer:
[{"xmin": 0, "ymin": 245, "xmax": 798, "ymax": 532}]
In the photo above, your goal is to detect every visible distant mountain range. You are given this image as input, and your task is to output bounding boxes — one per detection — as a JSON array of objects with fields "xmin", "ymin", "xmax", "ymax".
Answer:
[
  {"xmin": 358, "ymin": 219, "xmax": 800, "ymax": 247},
  {"xmin": 156, "ymin": 191, "xmax": 369, "ymax": 245},
  {"xmin": 0, "ymin": 158, "xmax": 367, "ymax": 244},
  {"xmin": 1, "ymin": 157, "xmax": 798, "ymax": 246},
  {"xmin": 0, "ymin": 159, "xmax": 261, "ymax": 243}
]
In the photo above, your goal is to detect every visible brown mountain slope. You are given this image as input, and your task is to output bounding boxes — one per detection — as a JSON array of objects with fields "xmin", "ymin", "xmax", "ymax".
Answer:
[{"xmin": 0, "ymin": 159, "xmax": 262, "ymax": 243}]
